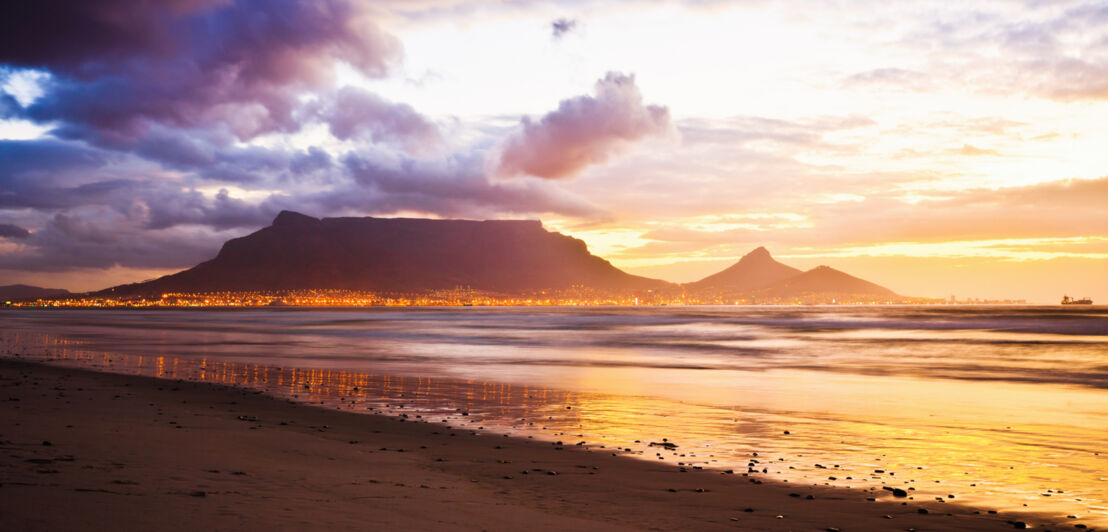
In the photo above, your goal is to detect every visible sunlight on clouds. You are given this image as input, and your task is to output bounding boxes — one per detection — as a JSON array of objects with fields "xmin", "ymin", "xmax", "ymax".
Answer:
[
  {"xmin": 782, "ymin": 237, "xmax": 1108, "ymax": 262},
  {"xmin": 1, "ymin": 68, "xmax": 49, "ymax": 106},
  {"xmin": 194, "ymin": 186, "xmax": 283, "ymax": 202},
  {"xmin": 611, "ymin": 255, "xmax": 732, "ymax": 270},
  {"xmin": 0, "ymin": 118, "xmax": 50, "ymax": 140},
  {"xmin": 544, "ymin": 222, "xmax": 651, "ymax": 259},
  {"xmin": 816, "ymin": 194, "xmax": 866, "ymax": 204},
  {"xmin": 682, "ymin": 213, "xmax": 811, "ymax": 232},
  {"xmin": 0, "ymin": 240, "xmax": 22, "ymax": 254}
]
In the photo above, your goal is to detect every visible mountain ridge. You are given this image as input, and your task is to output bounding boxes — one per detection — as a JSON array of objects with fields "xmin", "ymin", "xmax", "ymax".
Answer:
[
  {"xmin": 0, "ymin": 284, "xmax": 71, "ymax": 301},
  {"xmin": 683, "ymin": 248, "xmax": 900, "ymax": 302},
  {"xmin": 101, "ymin": 211, "xmax": 672, "ymax": 296},
  {"xmin": 87, "ymin": 212, "xmax": 906, "ymax": 302},
  {"xmin": 684, "ymin": 246, "xmax": 802, "ymax": 293}
]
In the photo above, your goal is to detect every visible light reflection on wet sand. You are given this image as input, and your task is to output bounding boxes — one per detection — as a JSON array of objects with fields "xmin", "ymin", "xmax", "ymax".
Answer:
[{"xmin": 3, "ymin": 328, "xmax": 1106, "ymax": 526}]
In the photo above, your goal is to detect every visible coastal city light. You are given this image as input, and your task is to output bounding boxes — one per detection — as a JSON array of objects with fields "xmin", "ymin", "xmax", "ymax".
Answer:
[{"xmin": 7, "ymin": 288, "xmax": 1023, "ymax": 308}]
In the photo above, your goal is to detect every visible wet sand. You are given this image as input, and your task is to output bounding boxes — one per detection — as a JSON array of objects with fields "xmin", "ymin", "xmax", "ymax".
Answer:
[{"xmin": 0, "ymin": 359, "xmax": 1079, "ymax": 531}]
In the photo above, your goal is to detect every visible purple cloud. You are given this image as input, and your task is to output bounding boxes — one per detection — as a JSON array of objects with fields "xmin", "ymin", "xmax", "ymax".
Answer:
[
  {"xmin": 496, "ymin": 72, "xmax": 672, "ymax": 179},
  {"xmin": 1, "ymin": 0, "xmax": 401, "ymax": 144},
  {"xmin": 0, "ymin": 210, "xmax": 235, "ymax": 272},
  {"xmin": 0, "ymin": 223, "xmax": 30, "ymax": 239},
  {"xmin": 339, "ymin": 152, "xmax": 601, "ymax": 218},
  {"xmin": 308, "ymin": 86, "xmax": 442, "ymax": 154},
  {"xmin": 0, "ymin": 3, "xmax": 636, "ymax": 278},
  {"xmin": 551, "ymin": 18, "xmax": 578, "ymax": 39},
  {"xmin": 0, "ymin": 135, "xmax": 602, "ymax": 272}
]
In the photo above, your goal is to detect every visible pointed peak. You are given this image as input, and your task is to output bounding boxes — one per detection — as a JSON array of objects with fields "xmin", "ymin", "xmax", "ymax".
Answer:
[
  {"xmin": 272, "ymin": 210, "xmax": 319, "ymax": 228},
  {"xmin": 741, "ymin": 246, "xmax": 772, "ymax": 260}
]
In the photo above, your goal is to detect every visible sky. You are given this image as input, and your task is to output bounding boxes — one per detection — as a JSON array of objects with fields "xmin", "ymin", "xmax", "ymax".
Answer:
[{"xmin": 1, "ymin": 0, "xmax": 1106, "ymax": 303}]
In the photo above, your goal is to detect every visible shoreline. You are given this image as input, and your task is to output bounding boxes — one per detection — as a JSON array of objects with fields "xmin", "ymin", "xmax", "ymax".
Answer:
[{"xmin": 1, "ymin": 358, "xmax": 1076, "ymax": 531}]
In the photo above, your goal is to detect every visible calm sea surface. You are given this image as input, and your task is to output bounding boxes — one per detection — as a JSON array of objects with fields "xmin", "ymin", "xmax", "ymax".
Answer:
[{"xmin": 3, "ymin": 306, "xmax": 1107, "ymax": 524}]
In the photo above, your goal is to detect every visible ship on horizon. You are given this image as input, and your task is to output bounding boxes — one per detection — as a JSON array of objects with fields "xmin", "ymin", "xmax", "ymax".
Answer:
[{"xmin": 1061, "ymin": 295, "xmax": 1093, "ymax": 305}]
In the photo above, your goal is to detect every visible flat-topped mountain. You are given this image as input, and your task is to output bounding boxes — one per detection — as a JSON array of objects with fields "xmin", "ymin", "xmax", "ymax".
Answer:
[
  {"xmin": 686, "ymin": 248, "xmax": 900, "ymax": 302},
  {"xmin": 103, "ymin": 211, "xmax": 672, "ymax": 296},
  {"xmin": 685, "ymin": 247, "xmax": 801, "ymax": 293},
  {"xmin": 0, "ymin": 284, "xmax": 71, "ymax": 301}
]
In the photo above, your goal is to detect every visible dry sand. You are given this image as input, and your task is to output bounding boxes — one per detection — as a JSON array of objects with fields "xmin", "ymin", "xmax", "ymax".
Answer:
[{"xmin": 1, "ymin": 359, "xmax": 1072, "ymax": 531}]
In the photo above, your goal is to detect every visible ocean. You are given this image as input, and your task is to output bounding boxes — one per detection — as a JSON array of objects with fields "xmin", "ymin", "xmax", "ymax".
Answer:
[{"xmin": 3, "ymin": 305, "xmax": 1106, "ymax": 524}]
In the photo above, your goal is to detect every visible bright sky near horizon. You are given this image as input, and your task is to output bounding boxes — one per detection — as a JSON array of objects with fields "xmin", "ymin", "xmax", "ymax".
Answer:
[{"xmin": 1, "ymin": 0, "xmax": 1106, "ymax": 302}]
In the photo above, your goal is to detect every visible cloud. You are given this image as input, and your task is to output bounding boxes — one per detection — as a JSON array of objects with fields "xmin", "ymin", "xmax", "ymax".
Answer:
[
  {"xmin": 0, "ymin": 138, "xmax": 110, "ymax": 184},
  {"xmin": 957, "ymin": 144, "xmax": 1000, "ymax": 156},
  {"xmin": 0, "ymin": 93, "xmax": 19, "ymax": 118},
  {"xmin": 791, "ymin": 176, "xmax": 1108, "ymax": 246},
  {"xmin": 0, "ymin": 138, "xmax": 287, "ymax": 231},
  {"xmin": 842, "ymin": 68, "xmax": 935, "ymax": 92},
  {"xmin": 0, "ymin": 223, "xmax": 29, "ymax": 239},
  {"xmin": 0, "ymin": 210, "xmax": 236, "ymax": 272},
  {"xmin": 609, "ymin": 175, "xmax": 1108, "ymax": 266},
  {"xmin": 1, "ymin": 0, "xmax": 401, "ymax": 145},
  {"xmin": 551, "ymin": 18, "xmax": 578, "ymax": 39},
  {"xmin": 307, "ymin": 86, "xmax": 442, "ymax": 155},
  {"xmin": 880, "ymin": 2, "xmax": 1108, "ymax": 102},
  {"xmin": 677, "ymin": 115, "xmax": 874, "ymax": 147},
  {"xmin": 0, "ymin": 134, "xmax": 603, "ymax": 272},
  {"xmin": 339, "ymin": 151, "xmax": 601, "ymax": 218},
  {"xmin": 496, "ymin": 72, "xmax": 672, "ymax": 179}
]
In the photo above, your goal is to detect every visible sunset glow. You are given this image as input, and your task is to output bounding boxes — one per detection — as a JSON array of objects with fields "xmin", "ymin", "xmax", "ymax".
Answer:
[
  {"xmin": 1, "ymin": 1, "xmax": 1105, "ymax": 302},
  {"xmin": 4, "ymin": 6, "xmax": 1108, "ymax": 529}
]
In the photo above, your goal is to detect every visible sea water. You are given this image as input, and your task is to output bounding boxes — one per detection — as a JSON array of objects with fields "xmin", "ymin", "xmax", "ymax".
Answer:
[{"xmin": 3, "ymin": 305, "xmax": 1106, "ymax": 524}]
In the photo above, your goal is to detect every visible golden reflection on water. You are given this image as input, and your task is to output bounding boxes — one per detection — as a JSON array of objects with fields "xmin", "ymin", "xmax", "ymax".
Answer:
[{"xmin": 3, "ymin": 329, "xmax": 1107, "ymax": 526}]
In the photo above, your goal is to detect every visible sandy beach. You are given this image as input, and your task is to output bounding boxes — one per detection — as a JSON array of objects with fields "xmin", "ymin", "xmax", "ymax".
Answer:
[{"xmin": 1, "ymin": 358, "xmax": 1077, "ymax": 531}]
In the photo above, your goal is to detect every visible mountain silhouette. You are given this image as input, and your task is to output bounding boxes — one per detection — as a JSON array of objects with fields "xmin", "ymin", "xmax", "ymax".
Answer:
[
  {"xmin": 102, "ymin": 211, "xmax": 672, "ymax": 296},
  {"xmin": 687, "ymin": 249, "xmax": 900, "ymax": 302},
  {"xmin": 685, "ymin": 246, "xmax": 801, "ymax": 293},
  {"xmin": 0, "ymin": 284, "xmax": 71, "ymax": 301},
  {"xmin": 754, "ymin": 265, "xmax": 897, "ymax": 298}
]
